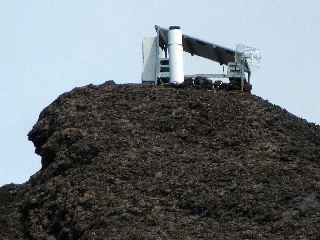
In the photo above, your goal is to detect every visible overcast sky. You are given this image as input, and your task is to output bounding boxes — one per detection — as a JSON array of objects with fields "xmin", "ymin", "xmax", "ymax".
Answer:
[{"xmin": 0, "ymin": 0, "xmax": 319, "ymax": 186}]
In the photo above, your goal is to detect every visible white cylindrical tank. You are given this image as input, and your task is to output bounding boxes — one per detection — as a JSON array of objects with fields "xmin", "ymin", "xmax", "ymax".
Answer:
[{"xmin": 168, "ymin": 26, "xmax": 184, "ymax": 84}]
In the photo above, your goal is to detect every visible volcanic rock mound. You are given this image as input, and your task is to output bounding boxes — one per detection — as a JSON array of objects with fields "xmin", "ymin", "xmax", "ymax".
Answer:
[{"xmin": 1, "ymin": 82, "xmax": 320, "ymax": 240}]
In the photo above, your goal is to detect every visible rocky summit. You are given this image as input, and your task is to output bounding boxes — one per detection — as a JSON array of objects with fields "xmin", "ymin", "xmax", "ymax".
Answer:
[{"xmin": 1, "ymin": 82, "xmax": 320, "ymax": 240}]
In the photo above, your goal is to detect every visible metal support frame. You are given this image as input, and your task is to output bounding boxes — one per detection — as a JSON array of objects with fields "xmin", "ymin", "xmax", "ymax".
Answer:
[
  {"xmin": 155, "ymin": 29, "xmax": 160, "ymax": 85},
  {"xmin": 185, "ymin": 74, "xmax": 227, "ymax": 79}
]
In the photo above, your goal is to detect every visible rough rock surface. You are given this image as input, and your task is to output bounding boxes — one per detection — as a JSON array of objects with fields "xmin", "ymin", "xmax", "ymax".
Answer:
[{"xmin": 1, "ymin": 82, "xmax": 320, "ymax": 240}]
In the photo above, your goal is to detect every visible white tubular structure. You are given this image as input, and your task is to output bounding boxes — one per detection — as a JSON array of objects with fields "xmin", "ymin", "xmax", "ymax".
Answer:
[{"xmin": 168, "ymin": 26, "xmax": 184, "ymax": 84}]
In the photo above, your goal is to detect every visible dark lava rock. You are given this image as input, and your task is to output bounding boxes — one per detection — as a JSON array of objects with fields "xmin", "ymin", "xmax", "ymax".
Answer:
[{"xmin": 1, "ymin": 83, "xmax": 320, "ymax": 239}]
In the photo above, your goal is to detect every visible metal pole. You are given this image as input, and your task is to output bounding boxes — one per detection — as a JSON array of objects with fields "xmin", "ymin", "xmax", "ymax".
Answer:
[{"xmin": 168, "ymin": 26, "xmax": 184, "ymax": 85}]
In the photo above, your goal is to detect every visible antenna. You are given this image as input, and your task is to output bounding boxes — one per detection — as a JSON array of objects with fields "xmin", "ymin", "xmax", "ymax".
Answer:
[{"xmin": 236, "ymin": 44, "xmax": 262, "ymax": 71}]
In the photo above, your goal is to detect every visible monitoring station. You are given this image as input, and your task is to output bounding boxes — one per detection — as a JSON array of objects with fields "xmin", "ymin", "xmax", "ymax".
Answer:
[{"xmin": 142, "ymin": 25, "xmax": 260, "ymax": 91}]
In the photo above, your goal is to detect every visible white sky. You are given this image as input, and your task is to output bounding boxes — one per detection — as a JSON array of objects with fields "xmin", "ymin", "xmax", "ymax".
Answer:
[{"xmin": 0, "ymin": 0, "xmax": 319, "ymax": 186}]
